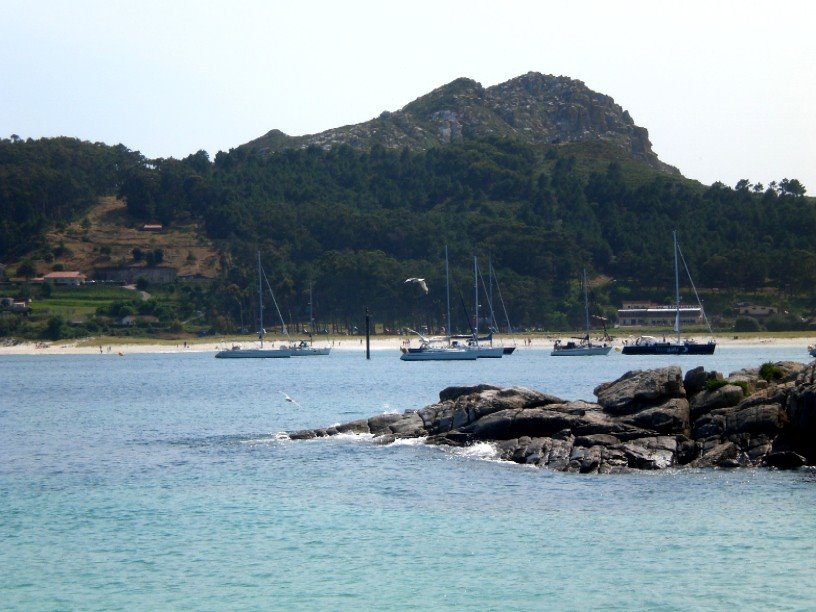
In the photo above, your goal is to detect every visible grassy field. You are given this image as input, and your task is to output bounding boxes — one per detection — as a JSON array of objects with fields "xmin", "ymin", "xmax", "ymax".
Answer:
[{"xmin": 28, "ymin": 285, "xmax": 140, "ymax": 317}]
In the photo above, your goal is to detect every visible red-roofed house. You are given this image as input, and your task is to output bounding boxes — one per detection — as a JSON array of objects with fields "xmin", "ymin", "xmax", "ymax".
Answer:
[{"xmin": 43, "ymin": 271, "xmax": 87, "ymax": 286}]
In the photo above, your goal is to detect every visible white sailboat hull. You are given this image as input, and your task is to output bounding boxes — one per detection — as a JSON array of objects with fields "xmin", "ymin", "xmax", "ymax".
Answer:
[
  {"xmin": 551, "ymin": 345, "xmax": 612, "ymax": 356},
  {"xmin": 215, "ymin": 347, "xmax": 292, "ymax": 358},
  {"xmin": 217, "ymin": 252, "xmax": 295, "ymax": 360},
  {"xmin": 472, "ymin": 346, "xmax": 504, "ymax": 358},
  {"xmin": 400, "ymin": 348, "xmax": 478, "ymax": 361},
  {"xmin": 291, "ymin": 346, "xmax": 331, "ymax": 356}
]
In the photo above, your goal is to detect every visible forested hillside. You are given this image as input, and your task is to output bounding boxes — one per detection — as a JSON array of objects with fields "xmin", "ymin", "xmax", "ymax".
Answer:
[
  {"xmin": 122, "ymin": 138, "xmax": 814, "ymax": 325},
  {"xmin": 0, "ymin": 137, "xmax": 141, "ymax": 258},
  {"xmin": 1, "ymin": 134, "xmax": 813, "ymax": 333}
]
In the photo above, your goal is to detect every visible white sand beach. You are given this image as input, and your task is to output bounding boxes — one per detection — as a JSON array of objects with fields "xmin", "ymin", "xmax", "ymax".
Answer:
[{"xmin": 0, "ymin": 334, "xmax": 813, "ymax": 356}]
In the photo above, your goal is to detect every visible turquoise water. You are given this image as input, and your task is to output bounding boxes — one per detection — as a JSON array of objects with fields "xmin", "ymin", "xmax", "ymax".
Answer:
[{"xmin": 2, "ymin": 346, "xmax": 815, "ymax": 609}]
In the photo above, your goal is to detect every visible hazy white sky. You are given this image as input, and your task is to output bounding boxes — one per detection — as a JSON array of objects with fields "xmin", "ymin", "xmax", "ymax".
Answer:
[{"xmin": 2, "ymin": 1, "xmax": 814, "ymax": 191}]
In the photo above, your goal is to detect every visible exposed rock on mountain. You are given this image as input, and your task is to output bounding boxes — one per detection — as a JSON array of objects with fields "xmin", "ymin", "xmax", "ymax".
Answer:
[
  {"xmin": 243, "ymin": 72, "xmax": 678, "ymax": 174},
  {"xmin": 289, "ymin": 361, "xmax": 816, "ymax": 473}
]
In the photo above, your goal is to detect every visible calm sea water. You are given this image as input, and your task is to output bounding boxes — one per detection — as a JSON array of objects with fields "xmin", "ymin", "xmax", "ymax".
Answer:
[{"xmin": 2, "ymin": 345, "xmax": 815, "ymax": 610}]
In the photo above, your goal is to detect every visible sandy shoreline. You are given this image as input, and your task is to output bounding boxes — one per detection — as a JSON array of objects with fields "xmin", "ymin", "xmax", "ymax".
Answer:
[{"xmin": 1, "ymin": 334, "xmax": 813, "ymax": 356}]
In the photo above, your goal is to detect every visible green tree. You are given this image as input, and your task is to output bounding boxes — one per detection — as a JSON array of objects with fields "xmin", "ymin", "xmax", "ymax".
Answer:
[
  {"xmin": 779, "ymin": 178, "xmax": 807, "ymax": 197},
  {"xmin": 16, "ymin": 260, "xmax": 36, "ymax": 279},
  {"xmin": 735, "ymin": 179, "xmax": 751, "ymax": 192},
  {"xmin": 44, "ymin": 315, "xmax": 65, "ymax": 340},
  {"xmin": 734, "ymin": 316, "xmax": 761, "ymax": 332}
]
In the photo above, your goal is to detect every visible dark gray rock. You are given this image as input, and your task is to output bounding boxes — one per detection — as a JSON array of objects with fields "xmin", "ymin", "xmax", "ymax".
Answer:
[
  {"xmin": 569, "ymin": 444, "xmax": 604, "ymax": 473},
  {"xmin": 621, "ymin": 397, "xmax": 690, "ymax": 436},
  {"xmin": 288, "ymin": 429, "xmax": 319, "ymax": 440},
  {"xmin": 571, "ymin": 409, "xmax": 655, "ymax": 440},
  {"xmin": 619, "ymin": 436, "xmax": 678, "ymax": 470},
  {"xmin": 482, "ymin": 386, "xmax": 566, "ymax": 411},
  {"xmin": 598, "ymin": 447, "xmax": 630, "ymax": 474},
  {"xmin": 692, "ymin": 402, "xmax": 787, "ymax": 443},
  {"xmin": 675, "ymin": 435, "xmax": 698, "ymax": 465},
  {"xmin": 335, "ymin": 419, "xmax": 370, "ymax": 435},
  {"xmin": 683, "ymin": 366, "xmax": 708, "ymax": 396},
  {"xmin": 438, "ymin": 384, "xmax": 501, "ymax": 403},
  {"xmin": 287, "ymin": 362, "xmax": 815, "ymax": 473},
  {"xmin": 690, "ymin": 441, "xmax": 739, "ymax": 468},
  {"xmin": 545, "ymin": 436, "xmax": 574, "ymax": 471},
  {"xmin": 367, "ymin": 413, "xmax": 405, "ymax": 436},
  {"xmin": 684, "ymin": 367, "xmax": 725, "ymax": 397},
  {"xmin": 779, "ymin": 364, "xmax": 816, "ymax": 462},
  {"xmin": 519, "ymin": 437, "xmax": 550, "ymax": 465},
  {"xmin": 574, "ymin": 433, "xmax": 621, "ymax": 447},
  {"xmin": 732, "ymin": 361, "xmax": 805, "ymax": 385},
  {"xmin": 690, "ymin": 384, "xmax": 744, "ymax": 419},
  {"xmin": 763, "ymin": 451, "xmax": 807, "ymax": 469},
  {"xmin": 725, "ymin": 403, "xmax": 788, "ymax": 437},
  {"xmin": 595, "ymin": 366, "xmax": 685, "ymax": 415},
  {"xmin": 458, "ymin": 408, "xmax": 521, "ymax": 440},
  {"xmin": 743, "ymin": 434, "xmax": 773, "ymax": 461},
  {"xmin": 495, "ymin": 438, "xmax": 522, "ymax": 461},
  {"xmin": 387, "ymin": 412, "xmax": 427, "ymax": 438},
  {"xmin": 418, "ymin": 386, "xmax": 564, "ymax": 437}
]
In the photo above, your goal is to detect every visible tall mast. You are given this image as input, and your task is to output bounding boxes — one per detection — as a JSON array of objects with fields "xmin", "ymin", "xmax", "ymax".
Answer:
[
  {"xmin": 257, "ymin": 251, "xmax": 264, "ymax": 348},
  {"xmin": 308, "ymin": 281, "xmax": 314, "ymax": 343},
  {"xmin": 445, "ymin": 245, "xmax": 451, "ymax": 345},
  {"xmin": 583, "ymin": 268, "xmax": 590, "ymax": 338},
  {"xmin": 473, "ymin": 255, "xmax": 479, "ymax": 341},
  {"xmin": 488, "ymin": 256, "xmax": 496, "ymax": 331},
  {"xmin": 673, "ymin": 230, "xmax": 681, "ymax": 343}
]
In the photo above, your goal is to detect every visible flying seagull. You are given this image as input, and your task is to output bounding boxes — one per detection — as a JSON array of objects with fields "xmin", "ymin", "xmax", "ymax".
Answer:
[
  {"xmin": 280, "ymin": 391, "xmax": 301, "ymax": 408},
  {"xmin": 404, "ymin": 277, "xmax": 429, "ymax": 294}
]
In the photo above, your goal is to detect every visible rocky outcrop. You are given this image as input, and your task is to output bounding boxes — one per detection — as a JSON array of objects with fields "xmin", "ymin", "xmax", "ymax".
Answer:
[
  {"xmin": 242, "ymin": 72, "xmax": 679, "ymax": 174},
  {"xmin": 289, "ymin": 362, "xmax": 816, "ymax": 472}
]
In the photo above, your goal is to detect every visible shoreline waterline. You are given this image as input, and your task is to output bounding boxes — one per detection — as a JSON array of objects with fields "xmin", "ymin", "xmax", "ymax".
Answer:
[{"xmin": 0, "ymin": 334, "xmax": 813, "ymax": 356}]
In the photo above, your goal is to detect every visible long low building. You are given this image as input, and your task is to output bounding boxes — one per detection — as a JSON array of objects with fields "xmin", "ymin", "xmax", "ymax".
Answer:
[
  {"xmin": 42, "ymin": 271, "xmax": 87, "ymax": 285},
  {"xmin": 617, "ymin": 301, "xmax": 703, "ymax": 327},
  {"xmin": 94, "ymin": 266, "xmax": 177, "ymax": 284}
]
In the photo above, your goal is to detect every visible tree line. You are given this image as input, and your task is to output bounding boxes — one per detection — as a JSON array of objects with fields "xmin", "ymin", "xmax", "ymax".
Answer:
[{"xmin": 1, "ymin": 135, "xmax": 813, "ymax": 332}]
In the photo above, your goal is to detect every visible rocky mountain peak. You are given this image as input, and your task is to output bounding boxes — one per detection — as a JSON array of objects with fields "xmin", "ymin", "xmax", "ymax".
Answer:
[{"xmin": 242, "ymin": 72, "xmax": 678, "ymax": 174}]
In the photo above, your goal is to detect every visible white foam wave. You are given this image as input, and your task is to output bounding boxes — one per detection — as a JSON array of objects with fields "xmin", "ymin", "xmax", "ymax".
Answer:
[
  {"xmin": 450, "ymin": 441, "xmax": 500, "ymax": 461},
  {"xmin": 333, "ymin": 432, "xmax": 375, "ymax": 442},
  {"xmin": 240, "ymin": 432, "xmax": 291, "ymax": 444},
  {"xmin": 390, "ymin": 436, "xmax": 429, "ymax": 446}
]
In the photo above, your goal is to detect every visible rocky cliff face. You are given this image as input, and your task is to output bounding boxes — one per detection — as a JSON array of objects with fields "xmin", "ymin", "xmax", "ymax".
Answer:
[
  {"xmin": 289, "ymin": 361, "xmax": 816, "ymax": 473},
  {"xmin": 243, "ymin": 72, "xmax": 678, "ymax": 174}
]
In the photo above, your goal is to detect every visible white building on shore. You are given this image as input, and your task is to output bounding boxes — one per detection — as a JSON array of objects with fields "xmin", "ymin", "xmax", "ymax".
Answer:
[
  {"xmin": 42, "ymin": 271, "xmax": 87, "ymax": 286},
  {"xmin": 617, "ymin": 300, "xmax": 703, "ymax": 327}
]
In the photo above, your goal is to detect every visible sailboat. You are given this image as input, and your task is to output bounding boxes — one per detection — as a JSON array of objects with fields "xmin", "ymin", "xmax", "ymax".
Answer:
[
  {"xmin": 400, "ymin": 246, "xmax": 479, "ymax": 361},
  {"xmin": 215, "ymin": 252, "xmax": 292, "ymax": 358},
  {"xmin": 451, "ymin": 257, "xmax": 515, "ymax": 355},
  {"xmin": 465, "ymin": 256, "xmax": 503, "ymax": 358},
  {"xmin": 551, "ymin": 269, "xmax": 612, "ymax": 356},
  {"xmin": 487, "ymin": 258, "xmax": 517, "ymax": 354},
  {"xmin": 621, "ymin": 231, "xmax": 716, "ymax": 355},
  {"xmin": 286, "ymin": 283, "xmax": 331, "ymax": 356}
]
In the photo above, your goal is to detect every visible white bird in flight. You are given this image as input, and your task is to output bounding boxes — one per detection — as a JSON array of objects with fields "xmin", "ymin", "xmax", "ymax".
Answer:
[
  {"xmin": 280, "ymin": 391, "xmax": 301, "ymax": 408},
  {"xmin": 404, "ymin": 277, "xmax": 429, "ymax": 294}
]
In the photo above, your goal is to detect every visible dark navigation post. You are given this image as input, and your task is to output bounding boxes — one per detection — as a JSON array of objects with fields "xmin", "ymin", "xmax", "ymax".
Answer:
[{"xmin": 365, "ymin": 307, "xmax": 371, "ymax": 360}]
